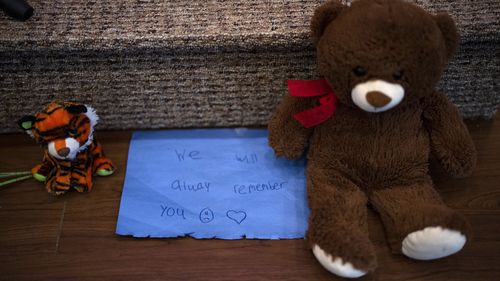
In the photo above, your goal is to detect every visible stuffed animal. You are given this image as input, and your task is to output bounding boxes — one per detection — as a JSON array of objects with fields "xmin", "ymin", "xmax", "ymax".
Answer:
[
  {"xmin": 18, "ymin": 101, "xmax": 115, "ymax": 195},
  {"xmin": 268, "ymin": 0, "xmax": 476, "ymax": 278}
]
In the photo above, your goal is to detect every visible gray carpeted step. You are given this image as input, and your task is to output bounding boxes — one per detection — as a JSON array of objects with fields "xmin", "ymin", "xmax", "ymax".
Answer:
[{"xmin": 1, "ymin": 0, "xmax": 499, "ymax": 133}]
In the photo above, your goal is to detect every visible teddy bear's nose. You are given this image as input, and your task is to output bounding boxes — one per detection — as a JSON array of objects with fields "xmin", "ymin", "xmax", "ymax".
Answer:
[
  {"xmin": 57, "ymin": 147, "xmax": 70, "ymax": 157},
  {"xmin": 366, "ymin": 91, "xmax": 392, "ymax": 108}
]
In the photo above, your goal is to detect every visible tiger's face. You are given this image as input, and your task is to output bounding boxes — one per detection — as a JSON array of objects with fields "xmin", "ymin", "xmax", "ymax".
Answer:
[{"xmin": 18, "ymin": 102, "xmax": 98, "ymax": 160}]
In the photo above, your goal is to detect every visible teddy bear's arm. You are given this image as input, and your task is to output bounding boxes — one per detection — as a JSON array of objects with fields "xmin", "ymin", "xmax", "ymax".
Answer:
[
  {"xmin": 268, "ymin": 95, "xmax": 314, "ymax": 159},
  {"xmin": 422, "ymin": 91, "xmax": 477, "ymax": 177},
  {"xmin": 31, "ymin": 151, "xmax": 55, "ymax": 182},
  {"xmin": 91, "ymin": 140, "xmax": 115, "ymax": 176}
]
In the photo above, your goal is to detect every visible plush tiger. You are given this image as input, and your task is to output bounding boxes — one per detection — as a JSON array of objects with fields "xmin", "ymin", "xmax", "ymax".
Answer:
[{"xmin": 18, "ymin": 101, "xmax": 115, "ymax": 195}]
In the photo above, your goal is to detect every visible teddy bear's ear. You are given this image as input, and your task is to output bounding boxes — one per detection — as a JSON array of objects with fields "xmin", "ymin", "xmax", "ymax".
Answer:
[
  {"xmin": 433, "ymin": 12, "xmax": 459, "ymax": 60},
  {"xmin": 66, "ymin": 104, "xmax": 88, "ymax": 114},
  {"xmin": 18, "ymin": 115, "xmax": 36, "ymax": 130},
  {"xmin": 311, "ymin": 0, "xmax": 346, "ymax": 45}
]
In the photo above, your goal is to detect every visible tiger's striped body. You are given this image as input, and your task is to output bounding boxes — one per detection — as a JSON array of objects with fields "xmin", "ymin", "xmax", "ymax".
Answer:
[
  {"xmin": 33, "ymin": 139, "xmax": 112, "ymax": 193},
  {"xmin": 19, "ymin": 101, "xmax": 114, "ymax": 195}
]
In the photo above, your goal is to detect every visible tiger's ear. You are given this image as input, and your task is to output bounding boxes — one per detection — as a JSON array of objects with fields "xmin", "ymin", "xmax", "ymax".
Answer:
[
  {"xmin": 18, "ymin": 115, "xmax": 36, "ymax": 130},
  {"xmin": 66, "ymin": 104, "xmax": 87, "ymax": 114},
  {"xmin": 311, "ymin": 0, "xmax": 347, "ymax": 45}
]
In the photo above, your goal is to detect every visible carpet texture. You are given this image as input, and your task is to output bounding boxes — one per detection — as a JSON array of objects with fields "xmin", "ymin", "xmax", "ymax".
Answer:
[{"xmin": 1, "ymin": 0, "xmax": 499, "ymax": 132}]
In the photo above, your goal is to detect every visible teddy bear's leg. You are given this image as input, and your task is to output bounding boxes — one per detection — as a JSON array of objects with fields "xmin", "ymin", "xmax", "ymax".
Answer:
[
  {"xmin": 369, "ymin": 179, "xmax": 470, "ymax": 260},
  {"xmin": 91, "ymin": 141, "xmax": 115, "ymax": 176},
  {"xmin": 307, "ymin": 166, "xmax": 376, "ymax": 278},
  {"xmin": 45, "ymin": 167, "xmax": 71, "ymax": 195},
  {"xmin": 65, "ymin": 152, "xmax": 94, "ymax": 193},
  {"xmin": 70, "ymin": 164, "xmax": 94, "ymax": 193}
]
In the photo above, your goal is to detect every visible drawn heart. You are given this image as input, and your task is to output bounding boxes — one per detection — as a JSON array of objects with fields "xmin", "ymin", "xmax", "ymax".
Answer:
[{"xmin": 226, "ymin": 210, "xmax": 247, "ymax": 224}]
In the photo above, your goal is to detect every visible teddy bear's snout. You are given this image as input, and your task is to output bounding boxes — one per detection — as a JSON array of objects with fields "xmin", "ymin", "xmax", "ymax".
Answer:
[
  {"xmin": 366, "ymin": 91, "xmax": 392, "ymax": 108},
  {"xmin": 351, "ymin": 79, "xmax": 405, "ymax": 113},
  {"xmin": 48, "ymin": 138, "xmax": 80, "ymax": 160}
]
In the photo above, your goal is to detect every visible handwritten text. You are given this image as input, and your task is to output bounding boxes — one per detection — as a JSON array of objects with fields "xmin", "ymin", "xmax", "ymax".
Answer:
[
  {"xmin": 233, "ymin": 181, "xmax": 287, "ymax": 195},
  {"xmin": 171, "ymin": 179, "xmax": 211, "ymax": 192}
]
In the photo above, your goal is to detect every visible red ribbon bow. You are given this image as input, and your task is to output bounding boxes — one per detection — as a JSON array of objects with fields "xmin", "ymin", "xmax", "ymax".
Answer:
[{"xmin": 288, "ymin": 79, "xmax": 339, "ymax": 128}]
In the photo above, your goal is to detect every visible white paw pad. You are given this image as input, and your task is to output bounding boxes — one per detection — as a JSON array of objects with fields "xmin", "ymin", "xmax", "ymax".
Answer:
[
  {"xmin": 312, "ymin": 244, "xmax": 367, "ymax": 278},
  {"xmin": 402, "ymin": 226, "xmax": 466, "ymax": 260}
]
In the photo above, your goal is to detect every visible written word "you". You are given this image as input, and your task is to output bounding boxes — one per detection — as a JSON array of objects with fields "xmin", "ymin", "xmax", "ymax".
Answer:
[{"xmin": 160, "ymin": 205, "xmax": 186, "ymax": 220}]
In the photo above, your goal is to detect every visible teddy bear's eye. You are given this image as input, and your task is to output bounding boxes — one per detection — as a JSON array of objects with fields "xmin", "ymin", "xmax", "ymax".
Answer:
[
  {"xmin": 393, "ymin": 70, "xmax": 404, "ymax": 80},
  {"xmin": 67, "ymin": 128, "xmax": 78, "ymax": 136},
  {"xmin": 353, "ymin": 66, "xmax": 367, "ymax": 77}
]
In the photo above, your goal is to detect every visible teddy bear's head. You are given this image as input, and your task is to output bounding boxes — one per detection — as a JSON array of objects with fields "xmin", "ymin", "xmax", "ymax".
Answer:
[
  {"xmin": 312, "ymin": 0, "xmax": 458, "ymax": 113},
  {"xmin": 18, "ymin": 101, "xmax": 99, "ymax": 160}
]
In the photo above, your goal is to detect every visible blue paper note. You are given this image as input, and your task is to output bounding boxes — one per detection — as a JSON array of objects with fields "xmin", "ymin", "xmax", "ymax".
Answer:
[{"xmin": 116, "ymin": 129, "xmax": 309, "ymax": 239}]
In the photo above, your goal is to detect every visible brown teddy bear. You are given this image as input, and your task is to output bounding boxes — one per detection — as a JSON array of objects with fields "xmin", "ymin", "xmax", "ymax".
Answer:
[{"xmin": 268, "ymin": 0, "xmax": 477, "ymax": 278}]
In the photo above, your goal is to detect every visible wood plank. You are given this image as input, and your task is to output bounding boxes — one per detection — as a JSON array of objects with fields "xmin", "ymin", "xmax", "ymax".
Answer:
[
  {"xmin": 0, "ymin": 115, "xmax": 499, "ymax": 281},
  {"xmin": 0, "ymin": 130, "xmax": 66, "ymax": 259},
  {"xmin": 1, "ymin": 211, "xmax": 498, "ymax": 281}
]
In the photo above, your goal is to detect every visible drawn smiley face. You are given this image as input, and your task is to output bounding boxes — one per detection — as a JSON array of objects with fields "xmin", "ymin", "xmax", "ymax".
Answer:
[{"xmin": 199, "ymin": 207, "xmax": 214, "ymax": 223}]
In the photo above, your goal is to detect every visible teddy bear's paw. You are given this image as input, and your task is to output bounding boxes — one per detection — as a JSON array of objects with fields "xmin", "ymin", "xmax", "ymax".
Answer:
[
  {"xmin": 31, "ymin": 164, "xmax": 48, "ymax": 182},
  {"xmin": 94, "ymin": 159, "xmax": 115, "ymax": 176},
  {"xmin": 268, "ymin": 132, "xmax": 307, "ymax": 160},
  {"xmin": 440, "ymin": 151, "xmax": 476, "ymax": 178},
  {"xmin": 270, "ymin": 142, "xmax": 304, "ymax": 159},
  {"xmin": 33, "ymin": 172, "xmax": 47, "ymax": 182},
  {"xmin": 402, "ymin": 226, "xmax": 466, "ymax": 260},
  {"xmin": 46, "ymin": 184, "xmax": 68, "ymax": 196},
  {"xmin": 312, "ymin": 244, "xmax": 367, "ymax": 278},
  {"xmin": 52, "ymin": 190, "xmax": 67, "ymax": 196},
  {"xmin": 97, "ymin": 168, "xmax": 114, "ymax": 176}
]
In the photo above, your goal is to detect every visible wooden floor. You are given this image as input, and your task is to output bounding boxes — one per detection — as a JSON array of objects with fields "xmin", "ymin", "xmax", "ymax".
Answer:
[{"xmin": 1, "ymin": 115, "xmax": 499, "ymax": 281}]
